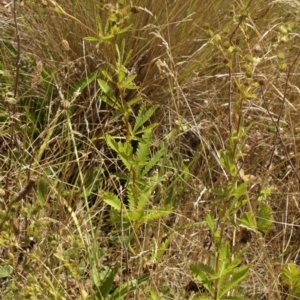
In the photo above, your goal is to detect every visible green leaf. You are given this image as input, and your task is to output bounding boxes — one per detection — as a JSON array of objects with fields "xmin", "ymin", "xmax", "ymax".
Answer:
[
  {"xmin": 110, "ymin": 276, "xmax": 148, "ymax": 300},
  {"xmin": 240, "ymin": 212, "xmax": 257, "ymax": 232},
  {"xmin": 133, "ymin": 104, "xmax": 159, "ymax": 134},
  {"xmin": 84, "ymin": 36, "xmax": 100, "ymax": 42},
  {"xmin": 104, "ymin": 134, "xmax": 119, "ymax": 152},
  {"xmin": 290, "ymin": 283, "xmax": 300, "ymax": 298},
  {"xmin": 126, "ymin": 177, "xmax": 153, "ymax": 212},
  {"xmin": 228, "ymin": 198, "xmax": 247, "ymax": 216},
  {"xmin": 190, "ymin": 263, "xmax": 215, "ymax": 295},
  {"xmin": 124, "ymin": 210, "xmax": 144, "ymax": 221},
  {"xmin": 219, "ymin": 149, "xmax": 237, "ymax": 176},
  {"xmin": 142, "ymin": 206, "xmax": 173, "ymax": 222},
  {"xmin": 134, "ymin": 123, "xmax": 159, "ymax": 136},
  {"xmin": 282, "ymin": 263, "xmax": 299, "ymax": 285},
  {"xmin": 206, "ymin": 213, "xmax": 215, "ymax": 235},
  {"xmin": 218, "ymin": 242, "xmax": 231, "ymax": 275},
  {"xmin": 149, "ymin": 290, "xmax": 160, "ymax": 300},
  {"xmin": 190, "ymin": 263, "xmax": 217, "ymax": 278},
  {"xmin": 115, "ymin": 44, "xmax": 123, "ymax": 67},
  {"xmin": 153, "ymin": 231, "xmax": 174, "ymax": 263},
  {"xmin": 124, "ymin": 49, "xmax": 133, "ymax": 68},
  {"xmin": 281, "ymin": 263, "xmax": 300, "ymax": 297},
  {"xmin": 257, "ymin": 203, "xmax": 272, "ymax": 233},
  {"xmin": 135, "ymin": 131, "xmax": 152, "ymax": 171},
  {"xmin": 258, "ymin": 186, "xmax": 273, "ymax": 201},
  {"xmin": 116, "ymin": 24, "xmax": 133, "ymax": 36},
  {"xmin": 127, "ymin": 96, "xmax": 143, "ymax": 107},
  {"xmin": 142, "ymin": 147, "xmax": 166, "ymax": 177},
  {"xmin": 231, "ymin": 181, "xmax": 248, "ymax": 200},
  {"xmin": 136, "ymin": 182, "xmax": 152, "ymax": 211},
  {"xmin": 117, "ymin": 69, "xmax": 126, "ymax": 84},
  {"xmin": 119, "ymin": 74, "xmax": 137, "ymax": 89},
  {"xmin": 219, "ymin": 266, "xmax": 249, "ymax": 297},
  {"xmin": 105, "ymin": 134, "xmax": 132, "ymax": 171},
  {"xmin": 121, "ymin": 82, "xmax": 139, "ymax": 90},
  {"xmin": 102, "ymin": 191, "xmax": 122, "ymax": 211},
  {"xmin": 101, "ymin": 70, "xmax": 113, "ymax": 82},
  {"xmin": 37, "ymin": 177, "xmax": 48, "ymax": 202},
  {"xmin": 0, "ymin": 265, "xmax": 13, "ymax": 279},
  {"xmin": 98, "ymin": 79, "xmax": 116, "ymax": 101},
  {"xmin": 221, "ymin": 297, "xmax": 247, "ymax": 300},
  {"xmin": 99, "ymin": 33, "xmax": 115, "ymax": 41},
  {"xmin": 95, "ymin": 266, "xmax": 119, "ymax": 299},
  {"xmin": 72, "ymin": 70, "xmax": 99, "ymax": 94}
]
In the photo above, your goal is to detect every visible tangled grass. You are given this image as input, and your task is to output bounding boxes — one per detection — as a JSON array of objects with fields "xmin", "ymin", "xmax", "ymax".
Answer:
[{"xmin": 1, "ymin": 0, "xmax": 300, "ymax": 299}]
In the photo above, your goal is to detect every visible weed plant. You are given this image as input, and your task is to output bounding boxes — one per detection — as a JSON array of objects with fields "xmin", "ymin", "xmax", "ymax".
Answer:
[{"xmin": 1, "ymin": 0, "xmax": 300, "ymax": 299}]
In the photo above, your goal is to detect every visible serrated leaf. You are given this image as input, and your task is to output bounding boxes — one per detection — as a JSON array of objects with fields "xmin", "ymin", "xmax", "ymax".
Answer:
[
  {"xmin": 102, "ymin": 191, "xmax": 122, "ymax": 211},
  {"xmin": 134, "ymin": 123, "xmax": 159, "ymax": 136},
  {"xmin": 135, "ymin": 131, "xmax": 151, "ymax": 166},
  {"xmin": 290, "ymin": 284, "xmax": 300, "ymax": 298},
  {"xmin": 231, "ymin": 181, "xmax": 248, "ymax": 199},
  {"xmin": 119, "ymin": 74, "xmax": 137, "ymax": 87},
  {"xmin": 221, "ymin": 297, "xmax": 246, "ymax": 300},
  {"xmin": 37, "ymin": 177, "xmax": 48, "ymax": 202},
  {"xmin": 142, "ymin": 206, "xmax": 172, "ymax": 222},
  {"xmin": 127, "ymin": 178, "xmax": 152, "ymax": 212},
  {"xmin": 84, "ymin": 36, "xmax": 100, "ymax": 42},
  {"xmin": 117, "ymin": 69, "xmax": 126, "ymax": 84},
  {"xmin": 142, "ymin": 147, "xmax": 166, "ymax": 177},
  {"xmin": 229, "ymin": 198, "xmax": 247, "ymax": 216},
  {"xmin": 127, "ymin": 96, "xmax": 142, "ymax": 107},
  {"xmin": 219, "ymin": 149, "xmax": 236, "ymax": 176},
  {"xmin": 133, "ymin": 104, "xmax": 159, "ymax": 134},
  {"xmin": 149, "ymin": 290, "xmax": 160, "ymax": 300},
  {"xmin": 99, "ymin": 33, "xmax": 115, "ymax": 41},
  {"xmin": 190, "ymin": 263, "xmax": 215, "ymax": 295},
  {"xmin": 125, "ymin": 210, "xmax": 143, "ymax": 221},
  {"xmin": 96, "ymin": 15, "xmax": 103, "ymax": 35},
  {"xmin": 281, "ymin": 263, "xmax": 300, "ymax": 297},
  {"xmin": 258, "ymin": 186, "xmax": 273, "ymax": 201},
  {"xmin": 115, "ymin": 44, "xmax": 122, "ymax": 66},
  {"xmin": 137, "ymin": 183, "xmax": 152, "ymax": 211},
  {"xmin": 257, "ymin": 203, "xmax": 272, "ymax": 234},
  {"xmin": 98, "ymin": 79, "xmax": 116, "ymax": 101},
  {"xmin": 96, "ymin": 266, "xmax": 119, "ymax": 299},
  {"xmin": 117, "ymin": 24, "xmax": 133, "ymax": 35},
  {"xmin": 110, "ymin": 275, "xmax": 148, "ymax": 300},
  {"xmin": 122, "ymin": 82, "xmax": 139, "ymax": 90},
  {"xmin": 206, "ymin": 213, "xmax": 215, "ymax": 235},
  {"xmin": 101, "ymin": 70, "xmax": 113, "ymax": 82},
  {"xmin": 153, "ymin": 231, "xmax": 173, "ymax": 263},
  {"xmin": 0, "ymin": 265, "xmax": 13, "ymax": 279},
  {"xmin": 124, "ymin": 48, "xmax": 133, "ymax": 67},
  {"xmin": 72, "ymin": 70, "xmax": 99, "ymax": 94},
  {"xmin": 105, "ymin": 134, "xmax": 132, "ymax": 171},
  {"xmin": 126, "ymin": 182, "xmax": 135, "ymax": 212},
  {"xmin": 219, "ymin": 265, "xmax": 249, "ymax": 297},
  {"xmin": 240, "ymin": 212, "xmax": 257, "ymax": 232},
  {"xmin": 190, "ymin": 263, "xmax": 217, "ymax": 278},
  {"xmin": 104, "ymin": 134, "xmax": 119, "ymax": 152}
]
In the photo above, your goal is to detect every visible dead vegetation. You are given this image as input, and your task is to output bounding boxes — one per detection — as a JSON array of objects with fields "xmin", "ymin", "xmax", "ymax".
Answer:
[{"xmin": 1, "ymin": 0, "xmax": 300, "ymax": 299}]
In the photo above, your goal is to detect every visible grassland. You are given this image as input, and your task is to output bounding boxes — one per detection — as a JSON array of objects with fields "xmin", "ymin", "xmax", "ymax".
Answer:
[{"xmin": 1, "ymin": 0, "xmax": 300, "ymax": 299}]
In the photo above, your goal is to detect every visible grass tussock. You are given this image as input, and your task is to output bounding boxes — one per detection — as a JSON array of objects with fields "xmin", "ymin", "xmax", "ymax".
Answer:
[{"xmin": 1, "ymin": 0, "xmax": 300, "ymax": 299}]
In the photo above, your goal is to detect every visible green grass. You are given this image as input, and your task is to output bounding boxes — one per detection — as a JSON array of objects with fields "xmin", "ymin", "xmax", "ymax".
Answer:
[{"xmin": 1, "ymin": 0, "xmax": 300, "ymax": 299}]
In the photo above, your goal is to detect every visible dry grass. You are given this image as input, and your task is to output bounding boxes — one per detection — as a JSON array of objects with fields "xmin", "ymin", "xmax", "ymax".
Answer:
[{"xmin": 1, "ymin": 0, "xmax": 300, "ymax": 299}]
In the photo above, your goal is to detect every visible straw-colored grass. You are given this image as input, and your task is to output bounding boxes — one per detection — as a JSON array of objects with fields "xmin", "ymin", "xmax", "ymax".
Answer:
[{"xmin": 1, "ymin": 0, "xmax": 300, "ymax": 299}]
